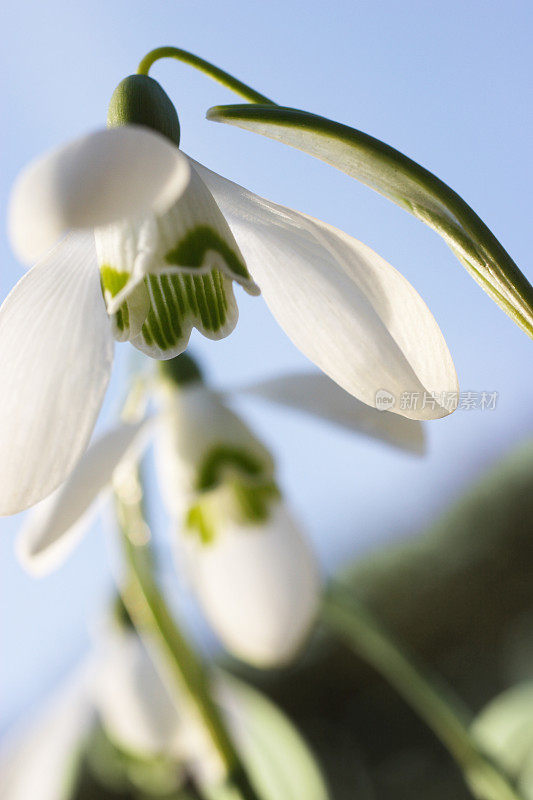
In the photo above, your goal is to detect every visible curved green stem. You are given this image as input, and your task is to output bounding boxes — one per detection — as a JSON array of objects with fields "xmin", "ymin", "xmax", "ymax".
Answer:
[
  {"xmin": 114, "ymin": 470, "xmax": 262, "ymax": 800},
  {"xmin": 137, "ymin": 47, "xmax": 276, "ymax": 105},
  {"xmin": 322, "ymin": 583, "xmax": 524, "ymax": 800}
]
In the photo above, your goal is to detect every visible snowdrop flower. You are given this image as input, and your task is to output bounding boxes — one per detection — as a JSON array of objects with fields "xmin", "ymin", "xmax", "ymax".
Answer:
[
  {"xmin": 153, "ymin": 358, "xmax": 320, "ymax": 667},
  {"xmin": 16, "ymin": 354, "xmax": 424, "ymax": 666},
  {"xmin": 93, "ymin": 622, "xmax": 329, "ymax": 799},
  {"xmin": 1, "ymin": 73, "xmax": 456, "ymax": 517},
  {"xmin": 0, "ymin": 618, "xmax": 328, "ymax": 800}
]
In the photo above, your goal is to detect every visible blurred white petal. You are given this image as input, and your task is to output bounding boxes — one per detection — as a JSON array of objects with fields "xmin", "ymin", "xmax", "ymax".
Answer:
[
  {"xmin": 93, "ymin": 628, "xmax": 328, "ymax": 796},
  {"xmin": 17, "ymin": 418, "xmax": 152, "ymax": 575},
  {"xmin": 154, "ymin": 384, "xmax": 273, "ymax": 518},
  {"xmin": 0, "ymin": 667, "xmax": 92, "ymax": 800},
  {"xmin": 93, "ymin": 629, "xmax": 186, "ymax": 757},
  {"xmin": 194, "ymin": 161, "xmax": 458, "ymax": 421},
  {"xmin": 0, "ymin": 232, "xmax": 114, "ymax": 515},
  {"xmin": 231, "ymin": 371, "xmax": 425, "ymax": 455},
  {"xmin": 472, "ymin": 683, "xmax": 533, "ymax": 778},
  {"xmin": 182, "ymin": 501, "xmax": 320, "ymax": 667},
  {"xmin": 9, "ymin": 126, "xmax": 190, "ymax": 264}
]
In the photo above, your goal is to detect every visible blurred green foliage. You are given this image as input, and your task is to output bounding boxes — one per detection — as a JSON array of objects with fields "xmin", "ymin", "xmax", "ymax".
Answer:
[
  {"xmin": 69, "ymin": 441, "xmax": 533, "ymax": 799},
  {"xmin": 239, "ymin": 440, "xmax": 533, "ymax": 799}
]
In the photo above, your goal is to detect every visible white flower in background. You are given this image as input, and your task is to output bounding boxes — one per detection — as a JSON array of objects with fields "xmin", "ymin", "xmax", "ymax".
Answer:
[
  {"xmin": 154, "ymin": 364, "xmax": 320, "ymax": 667},
  {"xmin": 16, "ymin": 355, "xmax": 424, "ymax": 666},
  {"xmin": 0, "ymin": 74, "xmax": 457, "ymax": 516},
  {"xmin": 93, "ymin": 623, "xmax": 330, "ymax": 799},
  {"xmin": 0, "ymin": 619, "xmax": 328, "ymax": 800},
  {"xmin": 472, "ymin": 684, "xmax": 533, "ymax": 800}
]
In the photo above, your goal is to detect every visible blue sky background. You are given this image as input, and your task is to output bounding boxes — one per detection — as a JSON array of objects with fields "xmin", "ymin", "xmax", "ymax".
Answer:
[{"xmin": 1, "ymin": 0, "xmax": 532, "ymax": 731}]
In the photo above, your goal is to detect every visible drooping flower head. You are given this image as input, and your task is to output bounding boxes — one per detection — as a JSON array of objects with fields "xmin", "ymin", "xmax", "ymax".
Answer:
[
  {"xmin": 98, "ymin": 75, "xmax": 259, "ymax": 358},
  {"xmin": 0, "ymin": 67, "xmax": 457, "ymax": 517},
  {"xmin": 16, "ymin": 351, "xmax": 426, "ymax": 666},
  {"xmin": 0, "ymin": 606, "xmax": 329, "ymax": 800}
]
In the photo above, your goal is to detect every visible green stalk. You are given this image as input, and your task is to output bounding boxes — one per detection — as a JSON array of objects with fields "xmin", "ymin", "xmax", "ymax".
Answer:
[
  {"xmin": 114, "ymin": 471, "xmax": 262, "ymax": 800},
  {"xmin": 322, "ymin": 583, "xmax": 524, "ymax": 800},
  {"xmin": 137, "ymin": 47, "xmax": 276, "ymax": 105}
]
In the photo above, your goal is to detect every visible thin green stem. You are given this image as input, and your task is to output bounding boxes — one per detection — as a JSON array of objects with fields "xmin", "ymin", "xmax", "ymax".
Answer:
[
  {"xmin": 137, "ymin": 47, "xmax": 276, "ymax": 105},
  {"xmin": 114, "ymin": 471, "xmax": 261, "ymax": 800},
  {"xmin": 322, "ymin": 583, "xmax": 524, "ymax": 800}
]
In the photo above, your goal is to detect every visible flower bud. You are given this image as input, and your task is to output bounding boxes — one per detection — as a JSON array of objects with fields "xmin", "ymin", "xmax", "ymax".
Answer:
[{"xmin": 107, "ymin": 74, "xmax": 181, "ymax": 146}]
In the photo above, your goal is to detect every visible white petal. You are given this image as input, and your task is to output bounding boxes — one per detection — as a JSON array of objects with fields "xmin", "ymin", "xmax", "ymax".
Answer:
[
  {"xmin": 231, "ymin": 371, "xmax": 425, "ymax": 455},
  {"xmin": 0, "ymin": 232, "xmax": 114, "ymax": 515},
  {"xmin": 472, "ymin": 684, "xmax": 533, "ymax": 777},
  {"xmin": 154, "ymin": 384, "xmax": 273, "ymax": 518},
  {"xmin": 93, "ymin": 629, "xmax": 185, "ymax": 757},
  {"xmin": 0, "ymin": 666, "xmax": 92, "ymax": 800},
  {"xmin": 16, "ymin": 418, "xmax": 152, "ymax": 575},
  {"xmin": 9, "ymin": 126, "xmax": 190, "ymax": 264},
  {"xmin": 98, "ymin": 162, "xmax": 258, "ymax": 309},
  {"xmin": 194, "ymin": 161, "xmax": 458, "ymax": 421},
  {"xmin": 94, "ymin": 626, "xmax": 328, "ymax": 794},
  {"xmin": 96, "ymin": 162, "xmax": 259, "ymax": 360},
  {"xmin": 182, "ymin": 502, "xmax": 320, "ymax": 667}
]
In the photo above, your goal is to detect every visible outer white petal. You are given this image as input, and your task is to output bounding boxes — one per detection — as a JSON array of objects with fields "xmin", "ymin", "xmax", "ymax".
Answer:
[
  {"xmin": 16, "ymin": 418, "xmax": 152, "ymax": 575},
  {"xmin": 0, "ymin": 232, "xmax": 114, "ymax": 515},
  {"xmin": 182, "ymin": 501, "xmax": 321, "ymax": 667},
  {"xmin": 231, "ymin": 371, "xmax": 425, "ymax": 455},
  {"xmin": 472, "ymin": 684, "xmax": 533, "ymax": 778},
  {"xmin": 154, "ymin": 384, "xmax": 273, "ymax": 518},
  {"xmin": 93, "ymin": 628, "xmax": 186, "ymax": 757},
  {"xmin": 0, "ymin": 666, "xmax": 93, "ymax": 800},
  {"xmin": 194, "ymin": 161, "xmax": 458, "ymax": 421},
  {"xmin": 9, "ymin": 126, "xmax": 190, "ymax": 265}
]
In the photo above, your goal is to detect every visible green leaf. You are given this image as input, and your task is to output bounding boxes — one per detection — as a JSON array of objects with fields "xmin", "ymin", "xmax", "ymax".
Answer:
[
  {"xmin": 207, "ymin": 104, "xmax": 533, "ymax": 339},
  {"xmin": 206, "ymin": 673, "xmax": 329, "ymax": 800}
]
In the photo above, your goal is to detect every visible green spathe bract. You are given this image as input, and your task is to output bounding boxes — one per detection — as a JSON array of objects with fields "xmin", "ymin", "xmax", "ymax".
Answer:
[
  {"xmin": 207, "ymin": 103, "xmax": 533, "ymax": 340},
  {"xmin": 107, "ymin": 74, "xmax": 181, "ymax": 146}
]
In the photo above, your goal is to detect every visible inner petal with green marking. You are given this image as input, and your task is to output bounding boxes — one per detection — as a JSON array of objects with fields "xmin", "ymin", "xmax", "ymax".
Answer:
[
  {"xmin": 95, "ymin": 160, "xmax": 260, "ymax": 358},
  {"xmin": 100, "ymin": 266, "xmax": 150, "ymax": 342},
  {"xmin": 184, "ymin": 442, "xmax": 279, "ymax": 545},
  {"xmin": 132, "ymin": 268, "xmax": 239, "ymax": 359},
  {"xmin": 185, "ymin": 479, "xmax": 281, "ymax": 546}
]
